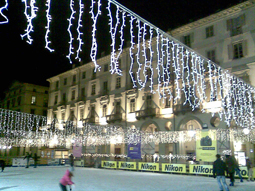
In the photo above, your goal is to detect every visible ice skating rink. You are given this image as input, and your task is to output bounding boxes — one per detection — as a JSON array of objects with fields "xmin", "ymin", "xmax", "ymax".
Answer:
[{"xmin": 0, "ymin": 166, "xmax": 254, "ymax": 191}]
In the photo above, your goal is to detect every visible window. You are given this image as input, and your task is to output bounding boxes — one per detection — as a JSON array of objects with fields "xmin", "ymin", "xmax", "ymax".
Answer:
[
  {"xmin": 91, "ymin": 84, "xmax": 96, "ymax": 95},
  {"xmin": 206, "ymin": 25, "xmax": 214, "ymax": 38},
  {"xmin": 80, "ymin": 108, "xmax": 84, "ymax": 119},
  {"xmin": 233, "ymin": 42, "xmax": 243, "ymax": 59},
  {"xmin": 64, "ymin": 78, "xmax": 67, "ymax": 85},
  {"xmin": 71, "ymin": 89, "xmax": 76, "ymax": 100},
  {"xmin": 146, "ymin": 68, "xmax": 152, "ymax": 79},
  {"xmin": 228, "ymin": 40, "xmax": 247, "ymax": 60},
  {"xmin": 92, "ymin": 69, "xmax": 96, "ymax": 80},
  {"xmin": 102, "ymin": 105, "xmax": 107, "ymax": 117},
  {"xmin": 146, "ymin": 95, "xmax": 152, "ymax": 108},
  {"xmin": 82, "ymin": 72, "xmax": 86, "ymax": 79},
  {"xmin": 55, "ymin": 81, "xmax": 59, "ymax": 89},
  {"xmin": 103, "ymin": 81, "xmax": 108, "ymax": 91},
  {"xmin": 62, "ymin": 93, "xmax": 66, "ymax": 102},
  {"xmin": 184, "ymin": 35, "xmax": 191, "ymax": 47},
  {"xmin": 54, "ymin": 95, "xmax": 58, "ymax": 105},
  {"xmin": 207, "ymin": 49, "xmax": 216, "ymax": 62},
  {"xmin": 165, "ymin": 97, "xmax": 171, "ymax": 108},
  {"xmin": 116, "ymin": 77, "xmax": 121, "ymax": 89},
  {"xmin": 73, "ymin": 75, "xmax": 76, "ymax": 84},
  {"xmin": 43, "ymin": 97, "xmax": 48, "ymax": 107},
  {"xmin": 17, "ymin": 96, "xmax": 21, "ymax": 106},
  {"xmin": 31, "ymin": 96, "xmax": 36, "ymax": 105},
  {"xmin": 130, "ymin": 99, "xmax": 135, "ymax": 113},
  {"xmin": 104, "ymin": 64, "xmax": 108, "ymax": 72},
  {"xmin": 227, "ymin": 14, "xmax": 245, "ymax": 37},
  {"xmin": 81, "ymin": 87, "xmax": 85, "ymax": 98},
  {"xmin": 12, "ymin": 98, "xmax": 15, "ymax": 107},
  {"xmin": 30, "ymin": 109, "xmax": 35, "ymax": 114}
]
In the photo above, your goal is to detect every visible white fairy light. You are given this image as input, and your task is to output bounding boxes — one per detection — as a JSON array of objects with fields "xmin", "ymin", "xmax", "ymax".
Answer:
[
  {"xmin": 0, "ymin": 0, "xmax": 8, "ymax": 24},
  {"xmin": 20, "ymin": 0, "xmax": 38, "ymax": 44},
  {"xmin": 75, "ymin": 0, "xmax": 84, "ymax": 62},
  {"xmin": 66, "ymin": 0, "xmax": 76, "ymax": 64},
  {"xmin": 129, "ymin": 15, "xmax": 137, "ymax": 88},
  {"xmin": 107, "ymin": 1, "xmax": 125, "ymax": 75},
  {"xmin": 45, "ymin": 0, "xmax": 54, "ymax": 52},
  {"xmin": 90, "ymin": 0, "xmax": 102, "ymax": 72}
]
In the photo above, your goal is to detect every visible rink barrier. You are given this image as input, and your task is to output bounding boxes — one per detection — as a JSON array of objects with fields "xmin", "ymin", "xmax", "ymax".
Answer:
[{"xmin": 101, "ymin": 161, "xmax": 255, "ymax": 178}]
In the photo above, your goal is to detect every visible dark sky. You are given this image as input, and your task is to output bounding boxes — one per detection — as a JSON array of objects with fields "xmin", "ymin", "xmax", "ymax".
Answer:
[{"xmin": 0, "ymin": 0, "xmax": 244, "ymax": 99}]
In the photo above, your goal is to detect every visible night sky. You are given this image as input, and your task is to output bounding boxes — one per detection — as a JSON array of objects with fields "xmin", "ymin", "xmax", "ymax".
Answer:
[{"xmin": 0, "ymin": 0, "xmax": 243, "ymax": 99}]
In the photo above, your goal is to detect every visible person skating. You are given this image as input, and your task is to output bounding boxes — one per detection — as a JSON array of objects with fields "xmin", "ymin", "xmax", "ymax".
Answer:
[
  {"xmin": 59, "ymin": 169, "xmax": 75, "ymax": 191},
  {"xmin": 246, "ymin": 158, "xmax": 254, "ymax": 182},
  {"xmin": 232, "ymin": 156, "xmax": 243, "ymax": 182},
  {"xmin": 0, "ymin": 159, "xmax": 5, "ymax": 172},
  {"xmin": 69, "ymin": 154, "xmax": 74, "ymax": 171},
  {"xmin": 225, "ymin": 155, "xmax": 238, "ymax": 186},
  {"xmin": 33, "ymin": 153, "xmax": 39, "ymax": 168},
  {"xmin": 213, "ymin": 154, "xmax": 229, "ymax": 191},
  {"xmin": 24, "ymin": 152, "xmax": 32, "ymax": 168}
]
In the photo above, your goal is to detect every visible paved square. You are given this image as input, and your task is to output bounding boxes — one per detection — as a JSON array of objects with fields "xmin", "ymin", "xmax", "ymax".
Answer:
[{"xmin": 0, "ymin": 166, "xmax": 254, "ymax": 191}]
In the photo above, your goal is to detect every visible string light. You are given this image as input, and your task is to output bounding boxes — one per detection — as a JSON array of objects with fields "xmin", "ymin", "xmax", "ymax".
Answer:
[
  {"xmin": 66, "ymin": 0, "xmax": 76, "ymax": 64},
  {"xmin": 75, "ymin": 0, "xmax": 84, "ymax": 62},
  {"xmin": 90, "ymin": 0, "xmax": 102, "ymax": 72},
  {"xmin": 0, "ymin": 0, "xmax": 8, "ymax": 24},
  {"xmin": 45, "ymin": 0, "xmax": 54, "ymax": 52},
  {"xmin": 20, "ymin": 0, "xmax": 38, "ymax": 44}
]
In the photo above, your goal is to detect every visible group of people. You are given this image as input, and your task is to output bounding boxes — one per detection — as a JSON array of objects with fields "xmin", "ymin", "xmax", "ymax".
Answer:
[
  {"xmin": 213, "ymin": 154, "xmax": 254, "ymax": 191},
  {"xmin": 24, "ymin": 152, "xmax": 39, "ymax": 168}
]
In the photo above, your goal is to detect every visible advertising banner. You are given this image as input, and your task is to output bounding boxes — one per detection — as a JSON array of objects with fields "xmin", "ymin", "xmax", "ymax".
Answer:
[
  {"xmin": 118, "ymin": 162, "xmax": 137, "ymax": 170},
  {"xmin": 73, "ymin": 143, "xmax": 82, "ymax": 158},
  {"xmin": 138, "ymin": 162, "xmax": 159, "ymax": 172},
  {"xmin": 196, "ymin": 130, "xmax": 217, "ymax": 162},
  {"xmin": 128, "ymin": 136, "xmax": 141, "ymax": 159},
  {"xmin": 162, "ymin": 163, "xmax": 186, "ymax": 173},
  {"xmin": 189, "ymin": 165, "xmax": 213, "ymax": 175},
  {"xmin": 234, "ymin": 167, "xmax": 255, "ymax": 178},
  {"xmin": 101, "ymin": 161, "xmax": 117, "ymax": 169}
]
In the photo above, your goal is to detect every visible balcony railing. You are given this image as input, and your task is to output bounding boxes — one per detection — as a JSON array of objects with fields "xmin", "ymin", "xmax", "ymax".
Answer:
[
  {"xmin": 135, "ymin": 108, "xmax": 160, "ymax": 119},
  {"xmin": 173, "ymin": 104, "xmax": 199, "ymax": 115},
  {"xmin": 106, "ymin": 113, "xmax": 122, "ymax": 123}
]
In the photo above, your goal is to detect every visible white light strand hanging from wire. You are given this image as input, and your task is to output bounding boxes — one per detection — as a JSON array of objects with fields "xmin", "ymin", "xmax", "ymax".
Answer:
[
  {"xmin": 0, "ymin": 0, "xmax": 8, "ymax": 24},
  {"xmin": 45, "ymin": 0, "xmax": 54, "ymax": 52},
  {"xmin": 66, "ymin": 0, "xmax": 76, "ymax": 64},
  {"xmin": 75, "ymin": 0, "xmax": 84, "ymax": 62},
  {"xmin": 90, "ymin": 0, "xmax": 102, "ymax": 72},
  {"xmin": 20, "ymin": 0, "xmax": 38, "ymax": 44}
]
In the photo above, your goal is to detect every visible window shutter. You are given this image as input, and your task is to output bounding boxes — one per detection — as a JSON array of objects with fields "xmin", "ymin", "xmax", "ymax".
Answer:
[
  {"xmin": 243, "ymin": 40, "xmax": 248, "ymax": 56},
  {"xmin": 228, "ymin": 44, "xmax": 233, "ymax": 60}
]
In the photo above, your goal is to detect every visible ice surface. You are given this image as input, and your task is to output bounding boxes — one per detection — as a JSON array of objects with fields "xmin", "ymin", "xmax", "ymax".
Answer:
[{"xmin": 0, "ymin": 166, "xmax": 254, "ymax": 191}]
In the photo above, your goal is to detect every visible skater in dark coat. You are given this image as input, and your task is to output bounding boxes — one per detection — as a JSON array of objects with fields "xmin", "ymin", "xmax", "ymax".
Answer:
[
  {"xmin": 33, "ymin": 153, "xmax": 39, "ymax": 168},
  {"xmin": 0, "ymin": 160, "xmax": 5, "ymax": 172},
  {"xmin": 69, "ymin": 154, "xmax": 74, "ymax": 171},
  {"xmin": 24, "ymin": 152, "xmax": 32, "ymax": 168},
  {"xmin": 225, "ymin": 155, "xmax": 238, "ymax": 186},
  {"xmin": 213, "ymin": 154, "xmax": 229, "ymax": 191}
]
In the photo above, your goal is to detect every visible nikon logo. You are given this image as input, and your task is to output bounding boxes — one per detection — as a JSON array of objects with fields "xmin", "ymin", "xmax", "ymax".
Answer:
[
  {"xmin": 121, "ymin": 163, "xmax": 134, "ymax": 169},
  {"xmin": 141, "ymin": 164, "xmax": 157, "ymax": 170},
  {"xmin": 164, "ymin": 165, "xmax": 183, "ymax": 172},
  {"xmin": 103, "ymin": 162, "xmax": 115, "ymax": 168},
  {"xmin": 193, "ymin": 166, "xmax": 213, "ymax": 174}
]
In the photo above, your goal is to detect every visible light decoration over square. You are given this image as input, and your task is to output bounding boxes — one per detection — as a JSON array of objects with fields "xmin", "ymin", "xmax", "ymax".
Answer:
[{"xmin": 1, "ymin": 0, "xmax": 255, "ymax": 147}]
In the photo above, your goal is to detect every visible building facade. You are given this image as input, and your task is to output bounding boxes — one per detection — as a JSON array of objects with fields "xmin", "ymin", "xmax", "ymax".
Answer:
[
  {"xmin": 0, "ymin": 81, "xmax": 49, "ymax": 165},
  {"xmin": 46, "ymin": 1, "xmax": 255, "ymax": 165},
  {"xmin": 1, "ymin": 81, "xmax": 49, "ymax": 116}
]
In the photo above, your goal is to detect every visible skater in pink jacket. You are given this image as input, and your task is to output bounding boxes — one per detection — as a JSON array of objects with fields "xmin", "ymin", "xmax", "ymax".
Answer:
[{"xmin": 59, "ymin": 169, "xmax": 74, "ymax": 191}]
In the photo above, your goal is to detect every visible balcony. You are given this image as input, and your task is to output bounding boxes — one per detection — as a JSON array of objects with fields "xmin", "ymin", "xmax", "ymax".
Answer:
[
  {"xmin": 173, "ymin": 104, "xmax": 199, "ymax": 115},
  {"xmin": 135, "ymin": 108, "xmax": 160, "ymax": 120},
  {"xmin": 106, "ymin": 113, "xmax": 122, "ymax": 123}
]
